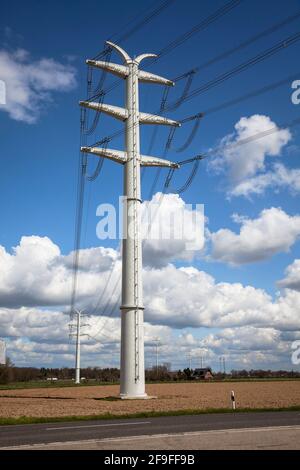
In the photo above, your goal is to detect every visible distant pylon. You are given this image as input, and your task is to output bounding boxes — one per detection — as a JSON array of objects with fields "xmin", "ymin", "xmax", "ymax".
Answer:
[
  {"xmin": 69, "ymin": 310, "xmax": 89, "ymax": 384},
  {"xmin": 154, "ymin": 337, "xmax": 160, "ymax": 377},
  {"xmin": 187, "ymin": 352, "xmax": 192, "ymax": 370}
]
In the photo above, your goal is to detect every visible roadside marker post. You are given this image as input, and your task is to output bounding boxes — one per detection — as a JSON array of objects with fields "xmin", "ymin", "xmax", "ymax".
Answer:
[{"xmin": 231, "ymin": 390, "xmax": 236, "ymax": 410}]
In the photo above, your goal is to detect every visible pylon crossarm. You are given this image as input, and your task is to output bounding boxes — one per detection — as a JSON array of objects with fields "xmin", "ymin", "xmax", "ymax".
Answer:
[
  {"xmin": 80, "ymin": 100, "xmax": 178, "ymax": 127},
  {"xmin": 81, "ymin": 146, "xmax": 181, "ymax": 168},
  {"xmin": 139, "ymin": 112, "xmax": 180, "ymax": 127},
  {"xmin": 140, "ymin": 155, "xmax": 180, "ymax": 169},
  {"xmin": 86, "ymin": 59, "xmax": 129, "ymax": 78},
  {"xmin": 138, "ymin": 69, "xmax": 174, "ymax": 86},
  {"xmin": 81, "ymin": 146, "xmax": 127, "ymax": 164},
  {"xmin": 88, "ymin": 40, "xmax": 173, "ymax": 87},
  {"xmin": 80, "ymin": 101, "xmax": 128, "ymax": 121},
  {"xmin": 86, "ymin": 59, "xmax": 174, "ymax": 86}
]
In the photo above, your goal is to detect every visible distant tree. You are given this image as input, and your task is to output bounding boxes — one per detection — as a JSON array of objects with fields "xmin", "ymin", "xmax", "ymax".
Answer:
[
  {"xmin": 183, "ymin": 368, "xmax": 193, "ymax": 380},
  {"xmin": 146, "ymin": 366, "xmax": 173, "ymax": 382},
  {"xmin": 0, "ymin": 357, "xmax": 14, "ymax": 384}
]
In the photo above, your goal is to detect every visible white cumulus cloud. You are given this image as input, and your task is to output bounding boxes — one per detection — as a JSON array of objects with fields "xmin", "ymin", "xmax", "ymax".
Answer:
[
  {"xmin": 209, "ymin": 114, "xmax": 294, "ymax": 198},
  {"xmin": 0, "ymin": 235, "xmax": 300, "ymax": 368},
  {"xmin": 0, "ymin": 236, "xmax": 120, "ymax": 309},
  {"xmin": 278, "ymin": 259, "xmax": 300, "ymax": 292},
  {"xmin": 141, "ymin": 193, "xmax": 205, "ymax": 267},
  {"xmin": 210, "ymin": 207, "xmax": 300, "ymax": 265},
  {"xmin": 230, "ymin": 163, "xmax": 300, "ymax": 198},
  {"xmin": 0, "ymin": 48, "xmax": 76, "ymax": 122}
]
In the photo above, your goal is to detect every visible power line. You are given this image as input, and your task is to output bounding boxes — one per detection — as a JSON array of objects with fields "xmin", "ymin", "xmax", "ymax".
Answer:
[
  {"xmin": 89, "ymin": 162, "xmax": 174, "ymax": 339},
  {"xmin": 161, "ymin": 7, "xmax": 300, "ymax": 105},
  {"xmin": 85, "ymin": 68, "xmax": 299, "ymax": 270},
  {"xmin": 203, "ymin": 70, "xmax": 300, "ymax": 116},
  {"xmin": 190, "ymin": 8, "xmax": 300, "ymax": 74},
  {"xmin": 140, "ymin": 8, "xmax": 300, "ymax": 156},
  {"xmin": 166, "ymin": 30, "xmax": 300, "ymax": 107},
  {"xmin": 93, "ymin": 0, "xmax": 177, "ymax": 60},
  {"xmin": 83, "ymin": 92, "xmax": 105, "ymax": 135},
  {"xmin": 89, "ymin": 115, "xmax": 300, "ymax": 319},
  {"xmin": 155, "ymin": 0, "xmax": 242, "ymax": 61},
  {"xmin": 101, "ymin": 0, "xmax": 242, "ymax": 95},
  {"xmin": 88, "ymin": 172, "xmax": 171, "ymax": 338},
  {"xmin": 166, "ymin": 70, "xmax": 197, "ymax": 112},
  {"xmin": 71, "ymin": 0, "xmax": 178, "ymax": 313},
  {"xmin": 73, "ymin": 5, "xmax": 298, "ymax": 340},
  {"xmin": 91, "ymin": 29, "xmax": 300, "ymax": 146},
  {"xmin": 88, "ymin": 116, "xmax": 300, "ymax": 339},
  {"xmin": 71, "ymin": 0, "xmax": 169, "ymax": 312},
  {"xmin": 158, "ymin": 70, "xmax": 298, "ymax": 157},
  {"xmin": 212, "ymin": 115, "xmax": 300, "ymax": 153},
  {"xmin": 85, "ymin": 139, "xmax": 109, "ymax": 181},
  {"xmin": 167, "ymin": 70, "xmax": 300, "ymax": 152},
  {"xmin": 84, "ymin": 81, "xmax": 182, "ymax": 326},
  {"xmin": 70, "ymin": 120, "xmax": 88, "ymax": 316},
  {"xmin": 70, "ymin": 54, "xmax": 111, "ymax": 315},
  {"xmin": 70, "ymin": 3, "xmax": 181, "ymax": 314},
  {"xmin": 143, "ymin": 71, "xmax": 198, "ymax": 172},
  {"xmin": 110, "ymin": 0, "xmax": 177, "ymax": 46},
  {"xmin": 83, "ymin": 1, "xmax": 178, "ymax": 134},
  {"xmin": 165, "ymin": 115, "xmax": 300, "ymax": 194},
  {"xmin": 87, "ymin": 5, "xmax": 300, "ymax": 133},
  {"xmin": 88, "ymin": 290, "xmax": 121, "ymax": 341},
  {"xmin": 108, "ymin": 9, "xmax": 299, "ymax": 168},
  {"xmin": 138, "ymin": 9, "xmax": 300, "ymax": 175},
  {"xmin": 161, "ymin": 9, "xmax": 300, "ymax": 114},
  {"xmin": 174, "ymin": 113, "xmax": 204, "ymax": 152}
]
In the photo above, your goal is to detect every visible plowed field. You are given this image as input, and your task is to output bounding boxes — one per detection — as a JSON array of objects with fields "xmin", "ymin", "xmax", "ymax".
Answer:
[{"xmin": 0, "ymin": 381, "xmax": 299, "ymax": 418}]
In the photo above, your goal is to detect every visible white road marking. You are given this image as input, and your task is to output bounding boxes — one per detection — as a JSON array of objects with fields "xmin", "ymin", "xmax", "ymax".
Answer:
[
  {"xmin": 45, "ymin": 421, "xmax": 151, "ymax": 431},
  {"xmin": 68, "ymin": 424, "xmax": 300, "ymax": 442}
]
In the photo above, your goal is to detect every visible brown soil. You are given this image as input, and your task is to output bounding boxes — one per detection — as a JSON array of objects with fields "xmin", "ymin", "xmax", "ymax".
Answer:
[{"xmin": 0, "ymin": 382, "xmax": 299, "ymax": 418}]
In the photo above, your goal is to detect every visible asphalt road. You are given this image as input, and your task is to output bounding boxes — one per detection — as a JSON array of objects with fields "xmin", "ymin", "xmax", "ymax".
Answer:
[{"xmin": 0, "ymin": 411, "xmax": 299, "ymax": 449}]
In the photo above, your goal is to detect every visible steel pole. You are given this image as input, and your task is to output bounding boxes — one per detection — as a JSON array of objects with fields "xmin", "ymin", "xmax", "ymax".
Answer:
[
  {"xmin": 188, "ymin": 353, "xmax": 192, "ymax": 370},
  {"xmin": 156, "ymin": 341, "xmax": 159, "ymax": 376},
  {"xmin": 120, "ymin": 60, "xmax": 147, "ymax": 399},
  {"xmin": 80, "ymin": 41, "xmax": 178, "ymax": 399},
  {"xmin": 75, "ymin": 310, "xmax": 81, "ymax": 384}
]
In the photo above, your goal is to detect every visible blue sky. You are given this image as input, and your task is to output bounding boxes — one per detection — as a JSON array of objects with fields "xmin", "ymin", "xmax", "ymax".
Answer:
[{"xmin": 0, "ymin": 0, "xmax": 300, "ymax": 370}]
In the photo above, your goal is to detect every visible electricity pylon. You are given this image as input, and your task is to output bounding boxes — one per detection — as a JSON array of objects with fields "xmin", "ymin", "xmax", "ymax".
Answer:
[
  {"xmin": 153, "ymin": 337, "xmax": 160, "ymax": 377},
  {"xmin": 69, "ymin": 310, "xmax": 89, "ymax": 384},
  {"xmin": 80, "ymin": 41, "xmax": 180, "ymax": 399}
]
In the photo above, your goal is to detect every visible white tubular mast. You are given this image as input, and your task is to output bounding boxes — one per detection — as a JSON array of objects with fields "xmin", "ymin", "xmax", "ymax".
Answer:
[
  {"xmin": 69, "ymin": 309, "xmax": 89, "ymax": 385},
  {"xmin": 75, "ymin": 309, "xmax": 81, "ymax": 385},
  {"xmin": 80, "ymin": 41, "xmax": 180, "ymax": 399}
]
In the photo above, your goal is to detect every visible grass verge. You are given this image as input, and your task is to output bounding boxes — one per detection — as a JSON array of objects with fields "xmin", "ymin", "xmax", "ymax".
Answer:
[{"xmin": 0, "ymin": 405, "xmax": 300, "ymax": 426}]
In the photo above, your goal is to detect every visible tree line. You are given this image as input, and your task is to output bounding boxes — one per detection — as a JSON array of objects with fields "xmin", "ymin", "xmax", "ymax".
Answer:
[{"xmin": 0, "ymin": 360, "xmax": 299, "ymax": 385}]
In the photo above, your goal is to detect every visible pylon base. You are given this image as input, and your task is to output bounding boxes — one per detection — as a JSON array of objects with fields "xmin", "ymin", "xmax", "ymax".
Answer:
[{"xmin": 120, "ymin": 394, "xmax": 157, "ymax": 400}]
